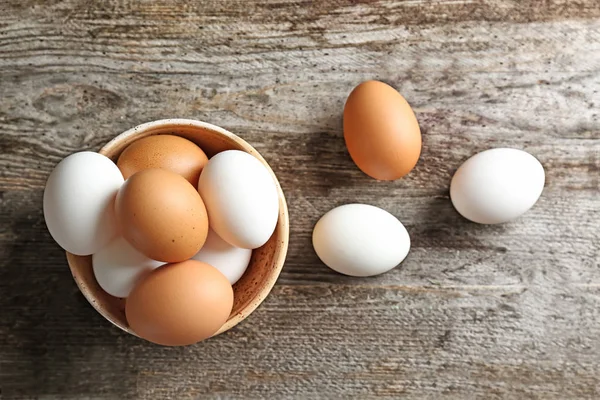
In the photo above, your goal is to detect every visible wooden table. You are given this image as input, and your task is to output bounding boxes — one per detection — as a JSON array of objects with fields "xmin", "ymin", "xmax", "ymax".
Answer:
[{"xmin": 1, "ymin": 1, "xmax": 599, "ymax": 398}]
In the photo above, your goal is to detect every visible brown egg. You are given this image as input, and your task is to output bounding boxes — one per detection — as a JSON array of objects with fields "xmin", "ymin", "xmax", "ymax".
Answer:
[
  {"xmin": 117, "ymin": 135, "xmax": 208, "ymax": 186},
  {"xmin": 115, "ymin": 168, "xmax": 209, "ymax": 262},
  {"xmin": 343, "ymin": 80, "xmax": 422, "ymax": 181},
  {"xmin": 126, "ymin": 260, "xmax": 233, "ymax": 346}
]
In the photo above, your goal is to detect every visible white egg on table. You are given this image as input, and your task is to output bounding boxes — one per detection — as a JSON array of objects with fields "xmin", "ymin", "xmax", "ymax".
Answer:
[
  {"xmin": 191, "ymin": 229, "xmax": 252, "ymax": 285},
  {"xmin": 43, "ymin": 151, "xmax": 124, "ymax": 255},
  {"xmin": 450, "ymin": 148, "xmax": 545, "ymax": 224},
  {"xmin": 92, "ymin": 236, "xmax": 164, "ymax": 298},
  {"xmin": 198, "ymin": 150, "xmax": 279, "ymax": 249},
  {"xmin": 312, "ymin": 204, "xmax": 411, "ymax": 277}
]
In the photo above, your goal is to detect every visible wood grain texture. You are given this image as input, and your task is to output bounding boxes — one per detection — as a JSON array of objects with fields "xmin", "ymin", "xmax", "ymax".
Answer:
[{"xmin": 1, "ymin": 0, "xmax": 599, "ymax": 398}]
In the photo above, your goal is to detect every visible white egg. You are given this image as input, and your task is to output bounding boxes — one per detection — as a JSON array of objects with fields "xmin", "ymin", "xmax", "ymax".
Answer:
[
  {"xmin": 198, "ymin": 150, "xmax": 279, "ymax": 249},
  {"xmin": 312, "ymin": 204, "xmax": 411, "ymax": 277},
  {"xmin": 92, "ymin": 236, "xmax": 164, "ymax": 298},
  {"xmin": 43, "ymin": 152, "xmax": 124, "ymax": 255},
  {"xmin": 191, "ymin": 229, "xmax": 252, "ymax": 285},
  {"xmin": 450, "ymin": 148, "xmax": 545, "ymax": 224}
]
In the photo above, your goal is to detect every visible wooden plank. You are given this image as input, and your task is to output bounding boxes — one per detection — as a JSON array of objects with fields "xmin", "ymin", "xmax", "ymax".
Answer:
[
  {"xmin": 1, "ymin": 0, "xmax": 599, "ymax": 398},
  {"xmin": 2, "ymin": 284, "xmax": 600, "ymax": 398}
]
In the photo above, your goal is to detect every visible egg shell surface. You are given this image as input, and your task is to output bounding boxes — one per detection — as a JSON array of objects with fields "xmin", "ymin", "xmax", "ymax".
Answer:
[
  {"xmin": 450, "ymin": 148, "xmax": 545, "ymax": 224},
  {"xmin": 92, "ymin": 236, "xmax": 164, "ymax": 298},
  {"xmin": 117, "ymin": 134, "xmax": 208, "ymax": 186},
  {"xmin": 198, "ymin": 150, "xmax": 279, "ymax": 249},
  {"xmin": 191, "ymin": 229, "xmax": 252, "ymax": 285},
  {"xmin": 125, "ymin": 260, "xmax": 234, "ymax": 346},
  {"xmin": 43, "ymin": 151, "xmax": 124, "ymax": 256},
  {"xmin": 115, "ymin": 168, "xmax": 209, "ymax": 262},
  {"xmin": 312, "ymin": 204, "xmax": 411, "ymax": 277},
  {"xmin": 343, "ymin": 80, "xmax": 421, "ymax": 181}
]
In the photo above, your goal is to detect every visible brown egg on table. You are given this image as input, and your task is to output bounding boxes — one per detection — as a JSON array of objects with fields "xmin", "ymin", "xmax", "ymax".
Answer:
[
  {"xmin": 126, "ymin": 260, "xmax": 233, "ymax": 346},
  {"xmin": 343, "ymin": 80, "xmax": 422, "ymax": 181},
  {"xmin": 117, "ymin": 134, "xmax": 208, "ymax": 186},
  {"xmin": 115, "ymin": 168, "xmax": 209, "ymax": 263}
]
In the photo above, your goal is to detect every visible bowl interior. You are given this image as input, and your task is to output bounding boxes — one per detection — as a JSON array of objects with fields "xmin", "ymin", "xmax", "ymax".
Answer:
[{"xmin": 67, "ymin": 119, "xmax": 289, "ymax": 338}]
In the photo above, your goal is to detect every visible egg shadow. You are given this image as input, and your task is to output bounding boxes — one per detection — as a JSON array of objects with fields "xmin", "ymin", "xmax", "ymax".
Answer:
[
  {"xmin": 303, "ymin": 111, "xmax": 373, "ymax": 198},
  {"xmin": 293, "ymin": 111, "xmax": 382, "ymax": 284},
  {"xmin": 403, "ymin": 188, "xmax": 511, "ymax": 288},
  {"xmin": 0, "ymin": 195, "xmax": 139, "ymax": 398},
  {"xmin": 406, "ymin": 141, "xmax": 510, "ymax": 257}
]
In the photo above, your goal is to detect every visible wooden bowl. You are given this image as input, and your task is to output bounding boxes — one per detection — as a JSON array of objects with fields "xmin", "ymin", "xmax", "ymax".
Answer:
[{"xmin": 66, "ymin": 118, "xmax": 289, "ymax": 341}]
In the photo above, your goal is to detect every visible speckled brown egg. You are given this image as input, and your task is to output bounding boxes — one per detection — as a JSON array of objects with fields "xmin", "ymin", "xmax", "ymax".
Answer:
[
  {"xmin": 126, "ymin": 260, "xmax": 233, "ymax": 346},
  {"xmin": 343, "ymin": 80, "xmax": 422, "ymax": 181},
  {"xmin": 115, "ymin": 168, "xmax": 209, "ymax": 263},
  {"xmin": 117, "ymin": 135, "xmax": 208, "ymax": 186}
]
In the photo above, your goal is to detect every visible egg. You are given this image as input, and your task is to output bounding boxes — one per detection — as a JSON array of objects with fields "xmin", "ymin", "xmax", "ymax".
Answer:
[
  {"xmin": 115, "ymin": 168, "xmax": 209, "ymax": 262},
  {"xmin": 92, "ymin": 236, "xmax": 164, "ymax": 298},
  {"xmin": 191, "ymin": 229, "xmax": 252, "ymax": 285},
  {"xmin": 198, "ymin": 150, "xmax": 279, "ymax": 249},
  {"xmin": 343, "ymin": 80, "xmax": 421, "ymax": 181},
  {"xmin": 126, "ymin": 260, "xmax": 233, "ymax": 346},
  {"xmin": 450, "ymin": 148, "xmax": 545, "ymax": 224},
  {"xmin": 117, "ymin": 134, "xmax": 208, "ymax": 186},
  {"xmin": 312, "ymin": 204, "xmax": 411, "ymax": 277},
  {"xmin": 43, "ymin": 152, "xmax": 124, "ymax": 255}
]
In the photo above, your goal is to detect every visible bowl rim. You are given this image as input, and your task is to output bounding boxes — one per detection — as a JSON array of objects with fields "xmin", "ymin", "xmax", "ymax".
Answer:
[{"xmin": 66, "ymin": 118, "xmax": 290, "ymax": 340}]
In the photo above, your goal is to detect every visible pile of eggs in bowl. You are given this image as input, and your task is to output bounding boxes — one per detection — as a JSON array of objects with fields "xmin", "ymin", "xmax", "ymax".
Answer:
[{"xmin": 43, "ymin": 134, "xmax": 279, "ymax": 346}]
